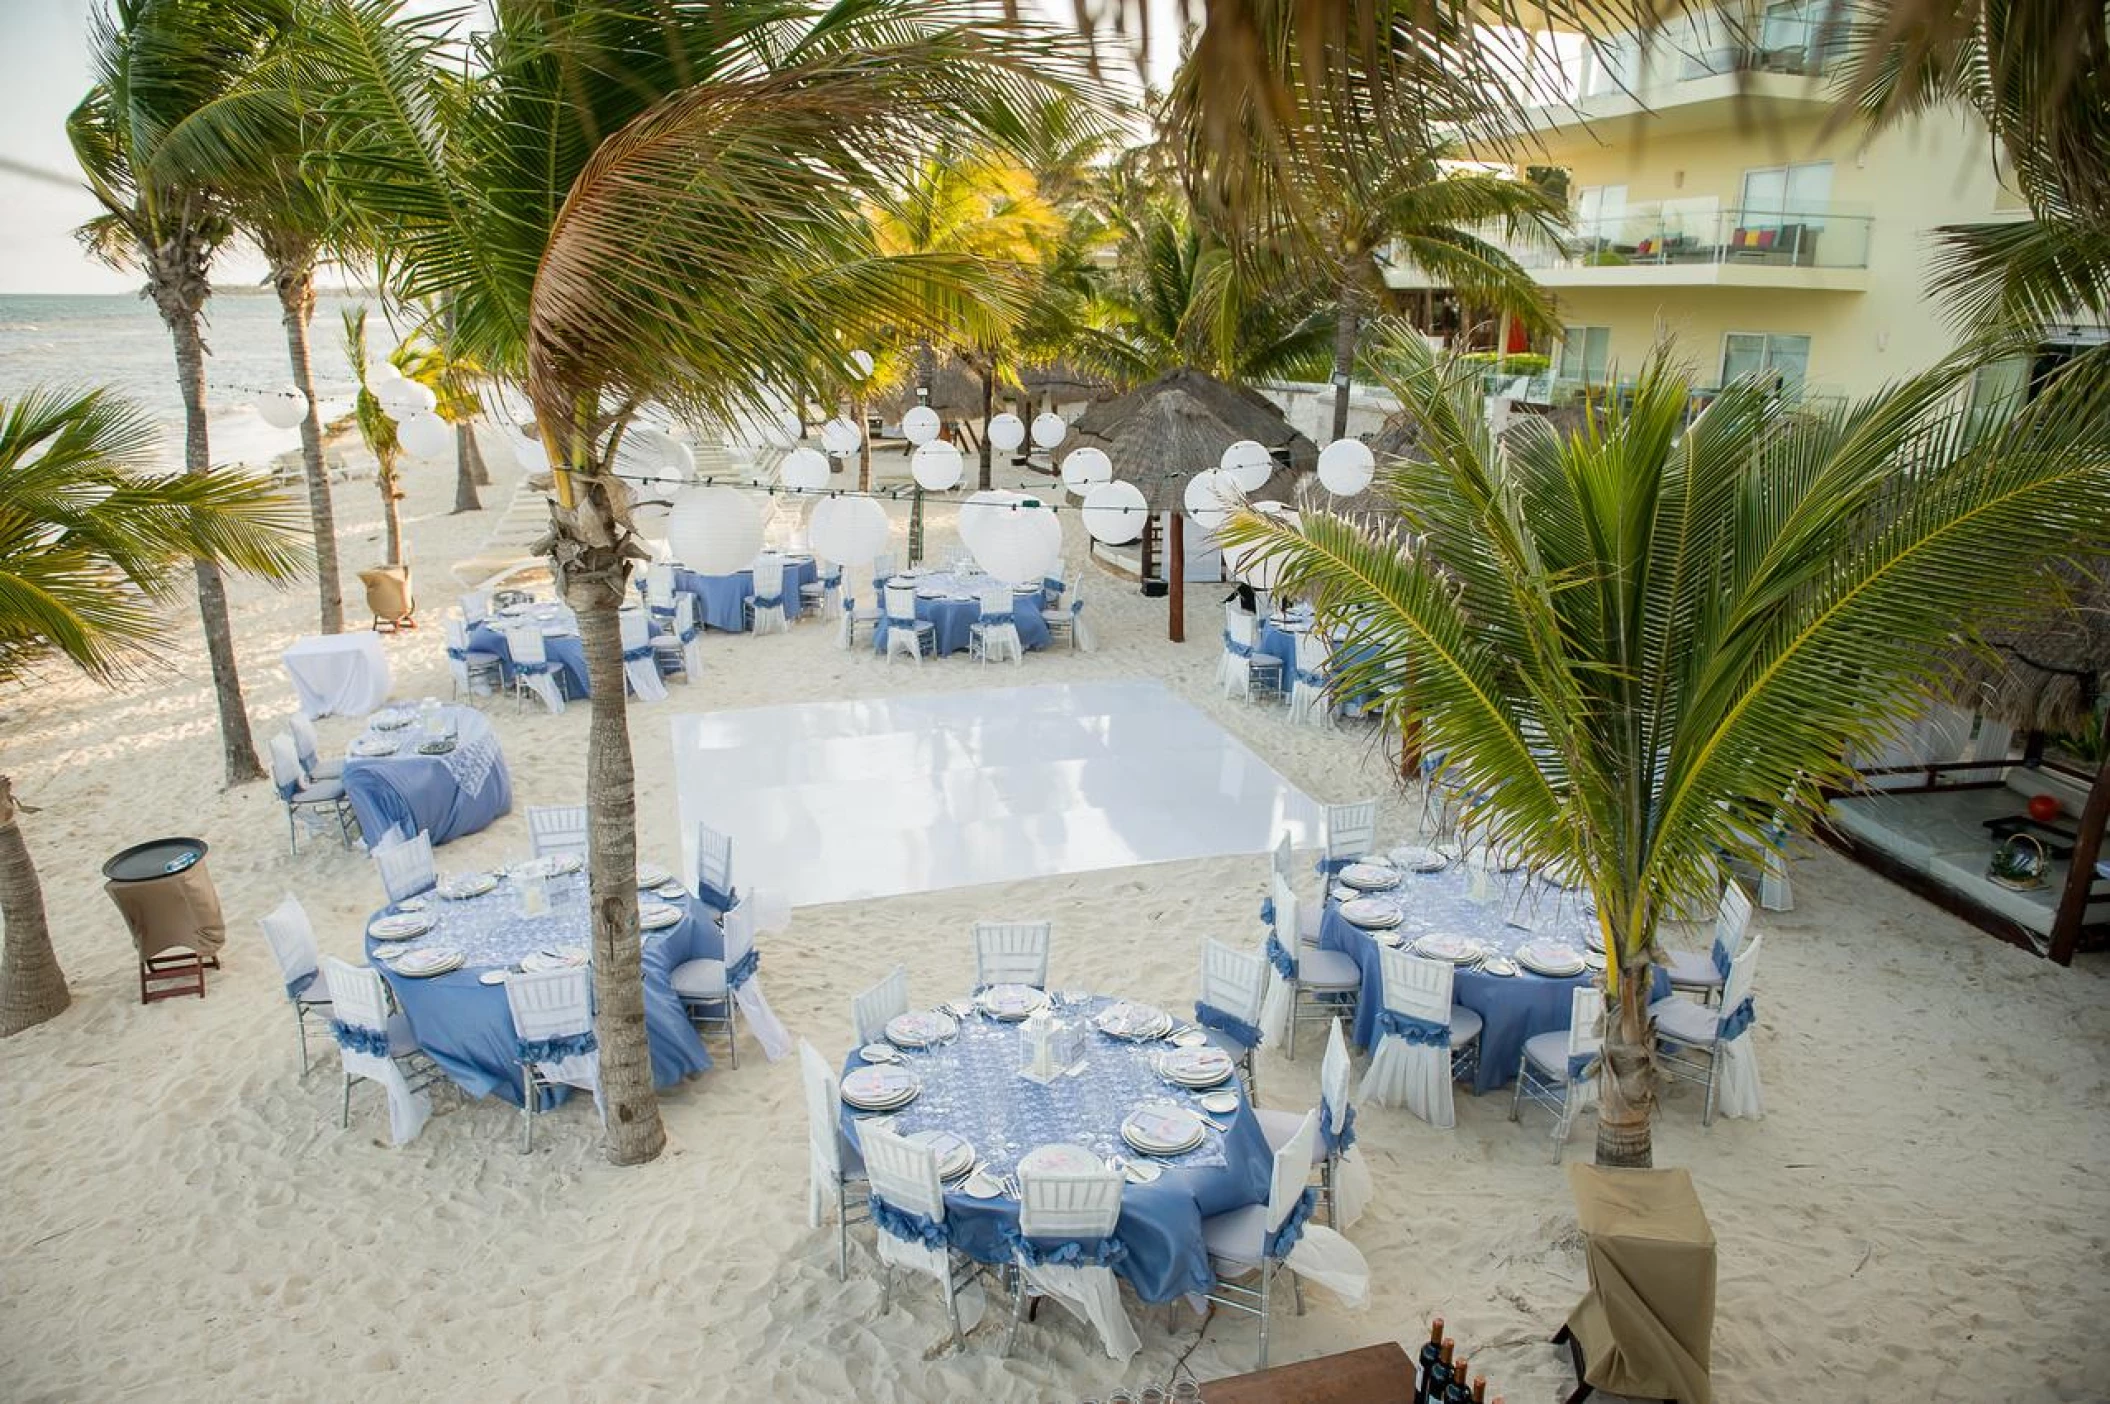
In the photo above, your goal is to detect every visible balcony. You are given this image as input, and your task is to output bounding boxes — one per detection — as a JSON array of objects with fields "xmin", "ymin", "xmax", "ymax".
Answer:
[{"xmin": 1382, "ymin": 201, "xmax": 1873, "ymax": 294}]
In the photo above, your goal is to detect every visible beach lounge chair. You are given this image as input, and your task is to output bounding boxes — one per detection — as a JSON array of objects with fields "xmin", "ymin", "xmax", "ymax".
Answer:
[{"xmin": 359, "ymin": 563, "xmax": 416, "ymax": 632}]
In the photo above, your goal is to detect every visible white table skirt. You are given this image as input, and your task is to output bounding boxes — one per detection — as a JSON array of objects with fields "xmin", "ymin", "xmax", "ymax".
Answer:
[{"xmin": 283, "ymin": 633, "xmax": 392, "ymax": 718}]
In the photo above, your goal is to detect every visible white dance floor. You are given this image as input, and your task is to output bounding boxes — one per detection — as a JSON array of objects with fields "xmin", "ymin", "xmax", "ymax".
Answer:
[{"xmin": 672, "ymin": 681, "xmax": 1323, "ymax": 908}]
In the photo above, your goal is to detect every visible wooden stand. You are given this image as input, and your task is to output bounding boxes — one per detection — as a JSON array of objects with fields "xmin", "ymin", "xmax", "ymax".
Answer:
[
  {"xmin": 140, "ymin": 949, "xmax": 217, "ymax": 1004},
  {"xmin": 1200, "ymin": 1342, "xmax": 1414, "ymax": 1402}
]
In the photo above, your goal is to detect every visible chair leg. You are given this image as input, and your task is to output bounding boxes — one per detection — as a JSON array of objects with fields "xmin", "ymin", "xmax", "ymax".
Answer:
[
  {"xmin": 1004, "ymin": 1265, "xmax": 1029, "ymax": 1356},
  {"xmin": 1322, "ymin": 1156, "xmax": 1338, "ymax": 1228},
  {"xmin": 945, "ymin": 1264, "xmax": 965, "ymax": 1349},
  {"xmin": 1551, "ymin": 1086, "xmax": 1574, "ymax": 1164},
  {"xmin": 1509, "ymin": 1054, "xmax": 1528, "ymax": 1122},
  {"xmin": 1702, "ymin": 1052, "xmax": 1719, "ymax": 1128},
  {"xmin": 341, "ymin": 1073, "xmax": 353, "ymax": 1129},
  {"xmin": 295, "ymin": 1008, "xmax": 311, "ymax": 1078},
  {"xmin": 1256, "ymin": 1262, "xmax": 1272, "ymax": 1369},
  {"xmin": 835, "ymin": 1181, "xmax": 850, "ymax": 1281},
  {"xmin": 521, "ymin": 1065, "xmax": 535, "ymax": 1153},
  {"xmin": 1291, "ymin": 1269, "xmax": 1305, "ymax": 1316},
  {"xmin": 728, "ymin": 1000, "xmax": 740, "ymax": 1070}
]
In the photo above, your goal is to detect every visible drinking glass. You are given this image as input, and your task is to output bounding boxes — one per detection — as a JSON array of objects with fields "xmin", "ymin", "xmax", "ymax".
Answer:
[{"xmin": 1169, "ymin": 1381, "xmax": 1201, "ymax": 1404}]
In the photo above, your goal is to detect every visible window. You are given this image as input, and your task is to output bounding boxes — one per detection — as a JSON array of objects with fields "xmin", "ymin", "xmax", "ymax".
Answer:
[
  {"xmin": 1759, "ymin": 1, "xmax": 1847, "ymax": 71},
  {"xmin": 1575, "ymin": 184, "xmax": 1629, "ymax": 243},
  {"xmin": 1966, "ymin": 356, "xmax": 2030, "ymax": 426},
  {"xmin": 1583, "ymin": 34, "xmax": 1640, "ymax": 98},
  {"xmin": 1721, "ymin": 333, "xmax": 1811, "ymax": 397},
  {"xmin": 1558, "ymin": 326, "xmax": 1613, "ymax": 384},
  {"xmin": 1740, "ymin": 161, "xmax": 1832, "ymax": 226}
]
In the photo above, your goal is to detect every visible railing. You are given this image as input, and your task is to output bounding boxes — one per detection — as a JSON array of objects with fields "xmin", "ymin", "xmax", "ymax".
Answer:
[{"xmin": 1510, "ymin": 202, "xmax": 1873, "ymax": 273}]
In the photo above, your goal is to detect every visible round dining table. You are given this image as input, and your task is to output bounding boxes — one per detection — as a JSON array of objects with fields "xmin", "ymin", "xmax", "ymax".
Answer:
[
  {"xmin": 869, "ymin": 571, "xmax": 1053, "ymax": 656},
  {"xmin": 675, "ymin": 556, "xmax": 822, "ymax": 633},
  {"xmin": 367, "ymin": 863, "xmax": 716, "ymax": 1105},
  {"xmin": 340, "ymin": 704, "xmax": 512, "ymax": 849},
  {"xmin": 839, "ymin": 993, "xmax": 1271, "ymax": 1303},
  {"xmin": 1318, "ymin": 857, "xmax": 1667, "ymax": 1093},
  {"xmin": 468, "ymin": 600, "xmax": 673, "ymax": 699}
]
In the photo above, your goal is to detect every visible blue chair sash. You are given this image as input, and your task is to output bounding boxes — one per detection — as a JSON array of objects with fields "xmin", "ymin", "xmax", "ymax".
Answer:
[
  {"xmin": 649, "ymin": 603, "xmax": 676, "ymax": 620},
  {"xmin": 1568, "ymin": 1052, "xmax": 1596, "ymax": 1083},
  {"xmin": 1295, "ymin": 668, "xmax": 1327, "ymax": 690},
  {"xmin": 513, "ymin": 659, "xmax": 555, "ymax": 676},
  {"xmin": 275, "ymin": 776, "xmax": 300, "ymax": 801},
  {"xmin": 1266, "ymin": 1187, "xmax": 1320, "ymax": 1259},
  {"xmin": 1258, "ymin": 896, "xmax": 1277, "ymax": 930},
  {"xmin": 1221, "ymin": 630, "xmax": 1255, "ymax": 660},
  {"xmin": 751, "ymin": 592, "xmax": 784, "ymax": 611},
  {"xmin": 1718, "ymin": 995, "xmax": 1756, "ymax": 1041},
  {"xmin": 1001, "ymin": 1225, "xmax": 1128, "ymax": 1269},
  {"xmin": 1375, "ymin": 1008, "xmax": 1450, "ymax": 1048},
  {"xmin": 286, "ymin": 968, "xmax": 325, "ymax": 1002},
  {"xmin": 726, "ymin": 947, "xmax": 760, "ymax": 991},
  {"xmin": 621, "ymin": 643, "xmax": 655, "ymax": 664},
  {"xmin": 698, "ymin": 881, "xmax": 737, "ymax": 914},
  {"xmin": 1319, "ymin": 1097, "xmax": 1356, "ymax": 1155},
  {"xmin": 677, "ymin": 622, "xmax": 702, "ymax": 644},
  {"xmin": 1315, "ymin": 857, "xmax": 1354, "ymax": 877},
  {"xmin": 445, "ymin": 645, "xmax": 470, "ymax": 662},
  {"xmin": 1710, "ymin": 937, "xmax": 1733, "ymax": 980},
  {"xmin": 330, "ymin": 1020, "xmax": 391, "ymax": 1058},
  {"xmin": 517, "ymin": 1030, "xmax": 598, "ymax": 1064},
  {"xmin": 976, "ymin": 611, "xmax": 1016, "ymax": 629},
  {"xmin": 823, "ymin": 570, "xmax": 842, "ymax": 588},
  {"xmin": 1194, "ymin": 1001, "xmax": 1261, "ymax": 1051},
  {"xmin": 1042, "ymin": 576, "xmax": 1066, "ymax": 596},
  {"xmin": 1263, "ymin": 933, "xmax": 1297, "ymax": 981},
  {"xmin": 871, "ymin": 1198, "xmax": 950, "ymax": 1250}
]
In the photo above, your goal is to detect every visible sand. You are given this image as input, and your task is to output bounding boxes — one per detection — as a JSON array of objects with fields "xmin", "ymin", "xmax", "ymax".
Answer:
[{"xmin": 2, "ymin": 439, "xmax": 2107, "ymax": 1403}]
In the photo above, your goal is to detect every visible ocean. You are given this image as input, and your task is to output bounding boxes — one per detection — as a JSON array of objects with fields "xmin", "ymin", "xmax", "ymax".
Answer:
[{"xmin": 0, "ymin": 289, "xmax": 379, "ymax": 471}]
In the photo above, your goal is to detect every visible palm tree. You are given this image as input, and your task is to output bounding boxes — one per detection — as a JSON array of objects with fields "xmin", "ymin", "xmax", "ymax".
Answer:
[
  {"xmin": 307, "ymin": 0, "xmax": 1083, "ymax": 1164},
  {"xmin": 68, "ymin": 0, "xmax": 291, "ymax": 786},
  {"xmin": 1219, "ymin": 327, "xmax": 2110, "ymax": 1167},
  {"xmin": 0, "ymin": 386, "xmax": 309, "ymax": 1035},
  {"xmin": 341, "ymin": 307, "xmax": 407, "ymax": 565}
]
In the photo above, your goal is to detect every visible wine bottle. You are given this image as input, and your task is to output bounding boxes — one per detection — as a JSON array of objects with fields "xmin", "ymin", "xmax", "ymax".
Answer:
[
  {"xmin": 1420, "ymin": 1339, "xmax": 1454, "ymax": 1404},
  {"xmin": 1415, "ymin": 1319, "xmax": 1445, "ymax": 1394},
  {"xmin": 1442, "ymin": 1357, "xmax": 1470, "ymax": 1404},
  {"xmin": 1470, "ymin": 1378, "xmax": 1487, "ymax": 1404}
]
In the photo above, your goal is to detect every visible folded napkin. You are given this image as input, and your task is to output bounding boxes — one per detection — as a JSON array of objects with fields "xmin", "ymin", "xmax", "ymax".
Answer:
[{"xmin": 1130, "ymin": 1108, "xmax": 1195, "ymax": 1142}]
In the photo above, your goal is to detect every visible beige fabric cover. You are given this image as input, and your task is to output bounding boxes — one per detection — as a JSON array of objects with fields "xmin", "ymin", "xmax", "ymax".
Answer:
[
  {"xmin": 105, "ymin": 858, "xmax": 226, "ymax": 960},
  {"xmin": 1565, "ymin": 1163, "xmax": 1717, "ymax": 1404}
]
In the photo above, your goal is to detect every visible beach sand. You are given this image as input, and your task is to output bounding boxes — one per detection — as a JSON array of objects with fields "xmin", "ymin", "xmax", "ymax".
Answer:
[{"xmin": 2, "ymin": 440, "xmax": 2107, "ymax": 1403}]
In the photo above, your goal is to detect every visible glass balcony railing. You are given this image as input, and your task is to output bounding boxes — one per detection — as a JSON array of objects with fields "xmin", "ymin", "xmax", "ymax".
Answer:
[{"xmin": 1512, "ymin": 201, "xmax": 1873, "ymax": 273}]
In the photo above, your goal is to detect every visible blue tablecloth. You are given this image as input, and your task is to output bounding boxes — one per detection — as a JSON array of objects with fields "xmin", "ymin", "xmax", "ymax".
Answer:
[
  {"xmin": 838, "ymin": 994, "xmax": 1271, "ymax": 1304},
  {"xmin": 468, "ymin": 617, "xmax": 590, "ymax": 698},
  {"xmin": 368, "ymin": 868, "xmax": 714, "ymax": 1106},
  {"xmin": 341, "ymin": 706, "xmax": 512, "ymax": 849},
  {"xmin": 1258, "ymin": 619, "xmax": 1382, "ymax": 712},
  {"xmin": 870, "ymin": 573, "xmax": 1053, "ymax": 656},
  {"xmin": 675, "ymin": 558, "xmax": 821, "ymax": 633},
  {"xmin": 1320, "ymin": 863, "xmax": 1665, "ymax": 1093}
]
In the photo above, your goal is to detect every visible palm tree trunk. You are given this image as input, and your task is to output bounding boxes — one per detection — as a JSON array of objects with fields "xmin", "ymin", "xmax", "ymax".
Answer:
[
  {"xmin": 978, "ymin": 367, "xmax": 995, "ymax": 491},
  {"xmin": 855, "ymin": 394, "xmax": 872, "ymax": 492},
  {"xmin": 1594, "ymin": 923, "xmax": 1658, "ymax": 1168},
  {"xmin": 452, "ymin": 422, "xmax": 482, "ymax": 513},
  {"xmin": 156, "ymin": 256, "xmax": 264, "ymax": 786},
  {"xmin": 469, "ymin": 428, "xmax": 493, "ymax": 486},
  {"xmin": 378, "ymin": 453, "xmax": 405, "ymax": 565},
  {"xmin": 0, "ymin": 776, "xmax": 68, "ymax": 1037},
  {"xmin": 1330, "ymin": 272, "xmax": 1365, "ymax": 443},
  {"xmin": 551, "ymin": 484, "xmax": 665, "ymax": 1165},
  {"xmin": 272, "ymin": 257, "xmax": 344, "ymax": 633}
]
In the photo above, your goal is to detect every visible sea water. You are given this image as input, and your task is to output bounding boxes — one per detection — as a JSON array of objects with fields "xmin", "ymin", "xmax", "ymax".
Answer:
[{"xmin": 0, "ymin": 289, "xmax": 377, "ymax": 472}]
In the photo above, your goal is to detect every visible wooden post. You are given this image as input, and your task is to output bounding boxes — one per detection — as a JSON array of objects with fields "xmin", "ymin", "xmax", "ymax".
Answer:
[
  {"xmin": 1168, "ymin": 509, "xmax": 1185, "ymax": 643},
  {"xmin": 2049, "ymin": 714, "xmax": 2110, "ymax": 965}
]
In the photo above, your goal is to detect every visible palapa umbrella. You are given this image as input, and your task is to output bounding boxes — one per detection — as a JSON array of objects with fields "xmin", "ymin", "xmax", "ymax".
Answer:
[{"xmin": 1055, "ymin": 369, "xmax": 1316, "ymax": 641}]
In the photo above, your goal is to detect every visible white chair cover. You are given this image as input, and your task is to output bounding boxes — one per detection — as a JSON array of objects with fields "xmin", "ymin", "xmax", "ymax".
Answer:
[
  {"xmin": 1198, "ymin": 938, "xmax": 1267, "ymax": 1044},
  {"xmin": 750, "ymin": 555, "xmax": 789, "ymax": 636},
  {"xmin": 972, "ymin": 584, "xmax": 1022, "ymax": 665},
  {"xmin": 1263, "ymin": 1112, "xmax": 1369, "ymax": 1309},
  {"xmin": 800, "ymin": 1040, "xmax": 849, "ymax": 1229},
  {"xmin": 288, "ymin": 712, "xmax": 340, "ymax": 779},
  {"xmin": 722, "ymin": 899, "xmax": 794, "ymax": 1062},
  {"xmin": 504, "ymin": 625, "xmax": 566, "ymax": 714},
  {"xmin": 674, "ymin": 592, "xmax": 705, "ymax": 678},
  {"xmin": 1288, "ymin": 631, "xmax": 1333, "ymax": 728},
  {"xmin": 320, "ymin": 956, "xmax": 431, "ymax": 1146},
  {"xmin": 257, "ymin": 893, "xmax": 322, "ymax": 999},
  {"xmin": 692, "ymin": 821, "xmax": 735, "ymax": 906},
  {"xmin": 860, "ymin": 1123, "xmax": 955, "ymax": 1293},
  {"xmin": 645, "ymin": 562, "xmax": 675, "ymax": 616},
  {"xmin": 1323, "ymin": 798, "xmax": 1379, "ymax": 869},
  {"xmin": 852, "ymin": 965, "xmax": 910, "ymax": 1045},
  {"xmin": 1258, "ymin": 875, "xmax": 1296, "ymax": 1046},
  {"xmin": 973, "ymin": 920, "xmax": 1051, "ymax": 988},
  {"xmin": 1713, "ymin": 932, "xmax": 1765, "ymax": 1119},
  {"xmin": 1359, "ymin": 947, "xmax": 1457, "ymax": 1125},
  {"xmin": 1319, "ymin": 1020, "xmax": 1373, "ymax": 1228},
  {"xmin": 620, "ymin": 606, "xmax": 668, "ymax": 701},
  {"xmin": 884, "ymin": 582, "xmax": 927, "ymax": 664},
  {"xmin": 458, "ymin": 589, "xmax": 490, "ymax": 625},
  {"xmin": 1016, "ymin": 1157, "xmax": 1141, "ymax": 1361},
  {"xmin": 1219, "ymin": 608, "xmax": 1274, "ymax": 701},
  {"xmin": 504, "ymin": 965, "xmax": 603, "ymax": 1121},
  {"xmin": 444, "ymin": 617, "xmax": 497, "ymax": 698},
  {"xmin": 373, "ymin": 830, "xmax": 437, "ymax": 903},
  {"xmin": 528, "ymin": 803, "xmax": 589, "ymax": 858}
]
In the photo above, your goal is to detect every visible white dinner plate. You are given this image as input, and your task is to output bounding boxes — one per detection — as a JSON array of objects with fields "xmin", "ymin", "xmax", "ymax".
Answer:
[
  {"xmin": 635, "ymin": 863, "xmax": 674, "ymax": 889},
  {"xmin": 638, "ymin": 903, "xmax": 683, "ymax": 931},
  {"xmin": 1018, "ymin": 1143, "xmax": 1105, "ymax": 1177},
  {"xmin": 886, "ymin": 1011, "xmax": 958, "ymax": 1048},
  {"xmin": 1169, "ymin": 1029, "xmax": 1208, "ymax": 1048},
  {"xmin": 477, "ymin": 969, "xmax": 510, "ymax": 986},
  {"xmin": 349, "ymin": 737, "xmax": 399, "ymax": 758},
  {"xmin": 841, "ymin": 1065, "xmax": 922, "ymax": 1111},
  {"xmin": 961, "ymin": 1172, "xmax": 1003, "ymax": 1200},
  {"xmin": 370, "ymin": 942, "xmax": 411, "ymax": 959},
  {"xmin": 976, "ymin": 984, "xmax": 1048, "ymax": 1021},
  {"xmin": 1339, "ymin": 898, "xmax": 1403, "ymax": 930},
  {"xmin": 859, "ymin": 1043, "xmax": 902, "ymax": 1064},
  {"xmin": 1094, "ymin": 1001, "xmax": 1172, "ymax": 1041},
  {"xmin": 907, "ymin": 1129, "xmax": 976, "ymax": 1181},
  {"xmin": 1122, "ymin": 1106, "xmax": 1205, "ymax": 1155},
  {"xmin": 1339, "ymin": 862, "xmax": 1402, "ymax": 891},
  {"xmin": 393, "ymin": 948, "xmax": 464, "ymax": 978},
  {"xmin": 438, "ymin": 873, "xmax": 498, "ymax": 900},
  {"xmin": 368, "ymin": 913, "xmax": 434, "ymax": 940},
  {"xmin": 1197, "ymin": 1091, "xmax": 1241, "ymax": 1115},
  {"xmin": 1412, "ymin": 933, "xmax": 1483, "ymax": 963},
  {"xmin": 1389, "ymin": 845, "xmax": 1451, "ymax": 873},
  {"xmin": 1157, "ymin": 1047, "xmax": 1234, "ymax": 1087}
]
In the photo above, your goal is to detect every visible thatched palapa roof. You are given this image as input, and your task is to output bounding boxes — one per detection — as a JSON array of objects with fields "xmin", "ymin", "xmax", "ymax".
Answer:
[
  {"xmin": 1948, "ymin": 560, "xmax": 2110, "ymax": 737},
  {"xmin": 1054, "ymin": 368, "xmax": 1317, "ymax": 512}
]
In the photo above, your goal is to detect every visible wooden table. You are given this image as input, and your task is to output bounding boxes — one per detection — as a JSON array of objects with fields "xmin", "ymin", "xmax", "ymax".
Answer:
[{"xmin": 1201, "ymin": 1343, "xmax": 1416, "ymax": 1403}]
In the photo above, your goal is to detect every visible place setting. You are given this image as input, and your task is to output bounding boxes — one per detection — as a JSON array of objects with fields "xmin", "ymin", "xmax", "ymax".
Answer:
[
  {"xmin": 884, "ymin": 1009, "xmax": 959, "ymax": 1049},
  {"xmin": 437, "ymin": 870, "xmax": 500, "ymax": 900},
  {"xmin": 840, "ymin": 1063, "xmax": 923, "ymax": 1114}
]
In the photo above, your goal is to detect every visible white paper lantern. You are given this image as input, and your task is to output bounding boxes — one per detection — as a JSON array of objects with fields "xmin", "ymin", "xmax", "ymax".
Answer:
[
  {"xmin": 372, "ymin": 360, "xmax": 405, "ymax": 387},
  {"xmin": 668, "ymin": 485, "xmax": 764, "ymax": 574},
  {"xmin": 958, "ymin": 489, "xmax": 1026, "ymax": 553},
  {"xmin": 257, "ymin": 386, "xmax": 309, "ymax": 429},
  {"xmin": 808, "ymin": 494, "xmax": 889, "ymax": 565},
  {"xmin": 820, "ymin": 416, "xmax": 862, "ymax": 457},
  {"xmin": 987, "ymin": 412, "xmax": 1026, "ymax": 452},
  {"xmin": 1060, "ymin": 446, "xmax": 1112, "ymax": 496},
  {"xmin": 902, "ymin": 405, "xmax": 941, "ymax": 445},
  {"xmin": 849, "ymin": 349, "xmax": 875, "ymax": 379},
  {"xmin": 972, "ymin": 499, "xmax": 1060, "ymax": 583},
  {"xmin": 1082, "ymin": 479, "xmax": 1147, "ymax": 545},
  {"xmin": 663, "ymin": 438, "xmax": 696, "ymax": 479},
  {"xmin": 1030, "ymin": 412, "xmax": 1067, "ymax": 449},
  {"xmin": 515, "ymin": 431, "xmax": 551, "ymax": 473},
  {"xmin": 374, "ymin": 376, "xmax": 416, "ymax": 414},
  {"xmin": 396, "ymin": 410, "xmax": 453, "ymax": 460},
  {"xmin": 911, "ymin": 440, "xmax": 964, "ymax": 491},
  {"xmin": 773, "ymin": 410, "xmax": 806, "ymax": 447},
  {"xmin": 1230, "ymin": 501, "xmax": 1301, "ymax": 591},
  {"xmin": 1317, "ymin": 438, "xmax": 1376, "ymax": 497},
  {"xmin": 1220, "ymin": 438, "xmax": 1274, "ymax": 492},
  {"xmin": 781, "ymin": 447, "xmax": 830, "ymax": 492},
  {"xmin": 1183, "ymin": 467, "xmax": 1239, "ymax": 531}
]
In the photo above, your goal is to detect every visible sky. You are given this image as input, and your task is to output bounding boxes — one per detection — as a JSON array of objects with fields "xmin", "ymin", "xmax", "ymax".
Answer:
[{"xmin": 0, "ymin": 0, "xmax": 1180, "ymax": 298}]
